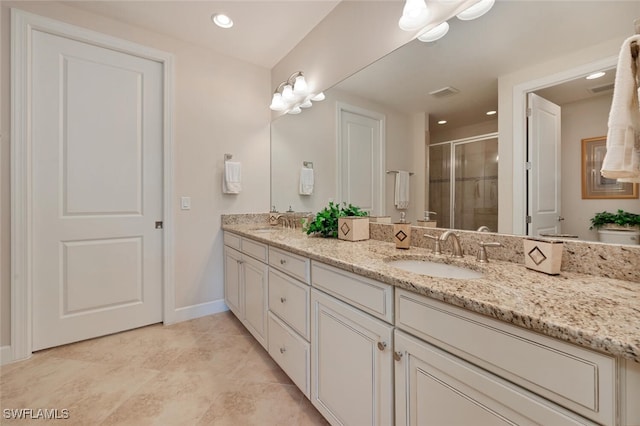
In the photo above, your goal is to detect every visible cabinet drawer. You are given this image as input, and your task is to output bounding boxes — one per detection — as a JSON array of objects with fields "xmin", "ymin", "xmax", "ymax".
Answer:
[
  {"xmin": 311, "ymin": 261, "xmax": 393, "ymax": 323},
  {"xmin": 269, "ymin": 247, "xmax": 310, "ymax": 284},
  {"xmin": 241, "ymin": 238, "xmax": 268, "ymax": 262},
  {"xmin": 268, "ymin": 312, "xmax": 310, "ymax": 399},
  {"xmin": 395, "ymin": 289, "xmax": 616, "ymax": 426},
  {"xmin": 269, "ymin": 268, "xmax": 310, "ymax": 340},
  {"xmin": 223, "ymin": 231, "xmax": 241, "ymax": 250}
]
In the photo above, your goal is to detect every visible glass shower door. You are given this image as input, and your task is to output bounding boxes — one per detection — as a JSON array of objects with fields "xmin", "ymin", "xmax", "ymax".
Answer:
[{"xmin": 428, "ymin": 144, "xmax": 451, "ymax": 229}]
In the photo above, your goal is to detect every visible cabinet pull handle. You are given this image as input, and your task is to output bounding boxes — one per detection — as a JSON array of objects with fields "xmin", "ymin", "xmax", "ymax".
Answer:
[
  {"xmin": 280, "ymin": 297, "xmax": 286, "ymax": 303},
  {"xmin": 280, "ymin": 347, "xmax": 286, "ymax": 354},
  {"xmin": 377, "ymin": 341, "xmax": 387, "ymax": 351},
  {"xmin": 280, "ymin": 259, "xmax": 287, "ymax": 265},
  {"xmin": 237, "ymin": 260, "xmax": 244, "ymax": 265},
  {"xmin": 394, "ymin": 351, "xmax": 403, "ymax": 361}
]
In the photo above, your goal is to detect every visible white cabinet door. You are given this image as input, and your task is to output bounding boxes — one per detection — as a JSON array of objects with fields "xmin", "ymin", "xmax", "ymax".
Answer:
[
  {"xmin": 242, "ymin": 254, "xmax": 269, "ymax": 350},
  {"xmin": 224, "ymin": 247, "xmax": 243, "ymax": 319},
  {"xmin": 311, "ymin": 288, "xmax": 393, "ymax": 426},
  {"xmin": 394, "ymin": 330, "xmax": 595, "ymax": 426}
]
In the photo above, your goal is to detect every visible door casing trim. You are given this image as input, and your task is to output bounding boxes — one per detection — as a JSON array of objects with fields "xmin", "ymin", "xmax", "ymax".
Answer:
[{"xmin": 10, "ymin": 8, "xmax": 176, "ymax": 362}]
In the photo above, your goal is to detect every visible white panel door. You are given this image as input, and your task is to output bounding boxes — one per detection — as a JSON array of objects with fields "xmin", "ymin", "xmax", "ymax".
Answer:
[
  {"xmin": 527, "ymin": 93, "xmax": 562, "ymax": 236},
  {"xmin": 32, "ymin": 30, "xmax": 163, "ymax": 350},
  {"xmin": 338, "ymin": 109, "xmax": 384, "ymax": 215}
]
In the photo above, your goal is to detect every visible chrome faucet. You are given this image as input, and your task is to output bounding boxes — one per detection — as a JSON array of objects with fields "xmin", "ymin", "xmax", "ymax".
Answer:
[
  {"xmin": 476, "ymin": 225, "xmax": 490, "ymax": 232},
  {"xmin": 439, "ymin": 230, "xmax": 464, "ymax": 258}
]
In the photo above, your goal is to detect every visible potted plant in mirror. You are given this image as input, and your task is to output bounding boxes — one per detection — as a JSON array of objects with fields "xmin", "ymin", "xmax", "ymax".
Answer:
[
  {"xmin": 589, "ymin": 210, "xmax": 640, "ymax": 231},
  {"xmin": 304, "ymin": 202, "xmax": 369, "ymax": 240}
]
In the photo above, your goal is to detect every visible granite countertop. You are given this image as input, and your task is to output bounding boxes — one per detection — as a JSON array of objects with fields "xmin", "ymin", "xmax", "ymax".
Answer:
[{"xmin": 222, "ymin": 224, "xmax": 640, "ymax": 362}]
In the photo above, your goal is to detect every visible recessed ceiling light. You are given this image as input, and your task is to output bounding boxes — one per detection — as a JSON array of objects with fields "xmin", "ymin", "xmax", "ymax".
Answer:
[
  {"xmin": 438, "ymin": 120, "xmax": 447, "ymax": 125},
  {"xmin": 586, "ymin": 71, "xmax": 605, "ymax": 80},
  {"xmin": 212, "ymin": 13, "xmax": 233, "ymax": 29},
  {"xmin": 486, "ymin": 110, "xmax": 497, "ymax": 116}
]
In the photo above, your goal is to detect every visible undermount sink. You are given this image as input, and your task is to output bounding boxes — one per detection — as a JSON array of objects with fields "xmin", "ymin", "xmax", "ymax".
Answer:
[
  {"xmin": 251, "ymin": 227, "xmax": 278, "ymax": 233},
  {"xmin": 386, "ymin": 259, "xmax": 484, "ymax": 280}
]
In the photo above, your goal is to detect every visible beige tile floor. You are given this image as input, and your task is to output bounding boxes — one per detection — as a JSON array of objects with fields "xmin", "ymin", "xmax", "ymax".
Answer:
[{"xmin": 0, "ymin": 311, "xmax": 329, "ymax": 425}]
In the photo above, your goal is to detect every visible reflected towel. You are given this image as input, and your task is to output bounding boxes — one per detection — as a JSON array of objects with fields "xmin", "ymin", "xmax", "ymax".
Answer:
[
  {"xmin": 223, "ymin": 161, "xmax": 242, "ymax": 194},
  {"xmin": 394, "ymin": 171, "xmax": 410, "ymax": 209},
  {"xmin": 601, "ymin": 35, "xmax": 640, "ymax": 181},
  {"xmin": 299, "ymin": 167, "xmax": 314, "ymax": 195}
]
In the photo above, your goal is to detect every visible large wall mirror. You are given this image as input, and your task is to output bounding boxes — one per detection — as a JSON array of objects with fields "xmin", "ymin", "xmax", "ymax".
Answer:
[{"xmin": 271, "ymin": 1, "xmax": 640, "ymax": 244}]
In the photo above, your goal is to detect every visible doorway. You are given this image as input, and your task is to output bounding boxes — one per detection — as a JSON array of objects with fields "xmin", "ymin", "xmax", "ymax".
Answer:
[{"xmin": 11, "ymin": 10, "xmax": 175, "ymax": 360}]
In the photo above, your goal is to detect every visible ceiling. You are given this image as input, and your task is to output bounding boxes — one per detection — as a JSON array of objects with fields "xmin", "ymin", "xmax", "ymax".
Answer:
[
  {"xmin": 63, "ymin": 1, "xmax": 341, "ymax": 69},
  {"xmin": 332, "ymin": 1, "xmax": 637, "ymax": 130}
]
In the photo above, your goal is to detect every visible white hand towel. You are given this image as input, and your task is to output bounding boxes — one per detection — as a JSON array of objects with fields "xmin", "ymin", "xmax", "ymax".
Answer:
[
  {"xmin": 299, "ymin": 167, "xmax": 314, "ymax": 195},
  {"xmin": 394, "ymin": 171, "xmax": 410, "ymax": 209},
  {"xmin": 223, "ymin": 161, "xmax": 242, "ymax": 194},
  {"xmin": 601, "ymin": 35, "xmax": 640, "ymax": 180}
]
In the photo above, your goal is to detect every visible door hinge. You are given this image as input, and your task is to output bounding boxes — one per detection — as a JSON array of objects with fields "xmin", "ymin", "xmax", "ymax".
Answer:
[
  {"xmin": 526, "ymin": 108, "xmax": 532, "ymax": 117},
  {"xmin": 526, "ymin": 216, "xmax": 532, "ymax": 224},
  {"xmin": 155, "ymin": 221, "xmax": 164, "ymax": 229},
  {"xmin": 525, "ymin": 162, "xmax": 532, "ymax": 170}
]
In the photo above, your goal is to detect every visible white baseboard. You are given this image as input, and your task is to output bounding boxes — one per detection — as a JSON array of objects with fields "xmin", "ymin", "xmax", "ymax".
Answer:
[
  {"xmin": 170, "ymin": 299, "xmax": 228, "ymax": 324},
  {"xmin": 1, "ymin": 345, "xmax": 14, "ymax": 366}
]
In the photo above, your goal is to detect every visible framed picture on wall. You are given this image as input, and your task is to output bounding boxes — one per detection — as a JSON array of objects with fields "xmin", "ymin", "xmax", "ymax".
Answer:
[{"xmin": 581, "ymin": 136, "xmax": 639, "ymax": 199}]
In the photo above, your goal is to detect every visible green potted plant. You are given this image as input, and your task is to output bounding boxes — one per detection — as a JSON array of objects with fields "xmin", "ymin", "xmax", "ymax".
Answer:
[
  {"xmin": 304, "ymin": 201, "xmax": 368, "ymax": 238},
  {"xmin": 589, "ymin": 210, "xmax": 640, "ymax": 230}
]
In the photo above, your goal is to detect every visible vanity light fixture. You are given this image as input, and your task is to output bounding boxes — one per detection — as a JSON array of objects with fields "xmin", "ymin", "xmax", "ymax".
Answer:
[
  {"xmin": 211, "ymin": 13, "xmax": 233, "ymax": 29},
  {"xmin": 417, "ymin": 21, "xmax": 450, "ymax": 42},
  {"xmin": 586, "ymin": 71, "xmax": 606, "ymax": 80},
  {"xmin": 456, "ymin": 0, "xmax": 495, "ymax": 21},
  {"xmin": 269, "ymin": 71, "xmax": 324, "ymax": 114},
  {"xmin": 398, "ymin": 0, "xmax": 430, "ymax": 31}
]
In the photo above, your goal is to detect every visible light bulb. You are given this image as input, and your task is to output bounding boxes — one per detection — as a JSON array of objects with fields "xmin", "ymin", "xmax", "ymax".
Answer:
[
  {"xmin": 398, "ymin": 0, "xmax": 429, "ymax": 31},
  {"xmin": 417, "ymin": 21, "xmax": 449, "ymax": 42},
  {"xmin": 456, "ymin": 0, "xmax": 495, "ymax": 21},
  {"xmin": 293, "ymin": 75, "xmax": 308, "ymax": 95},
  {"xmin": 311, "ymin": 92, "xmax": 325, "ymax": 101},
  {"xmin": 212, "ymin": 14, "xmax": 233, "ymax": 28},
  {"xmin": 288, "ymin": 106, "xmax": 302, "ymax": 115},
  {"xmin": 269, "ymin": 93, "xmax": 287, "ymax": 111},
  {"xmin": 300, "ymin": 99, "xmax": 312, "ymax": 108},
  {"xmin": 282, "ymin": 84, "xmax": 295, "ymax": 102}
]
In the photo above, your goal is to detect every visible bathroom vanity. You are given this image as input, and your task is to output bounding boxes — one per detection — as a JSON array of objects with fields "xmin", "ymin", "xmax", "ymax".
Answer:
[{"xmin": 222, "ymin": 221, "xmax": 640, "ymax": 426}]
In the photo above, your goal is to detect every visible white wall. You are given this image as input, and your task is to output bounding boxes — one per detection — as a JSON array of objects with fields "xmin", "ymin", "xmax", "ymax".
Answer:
[
  {"xmin": 0, "ymin": 2, "xmax": 271, "ymax": 347},
  {"xmin": 561, "ymin": 95, "xmax": 640, "ymax": 241}
]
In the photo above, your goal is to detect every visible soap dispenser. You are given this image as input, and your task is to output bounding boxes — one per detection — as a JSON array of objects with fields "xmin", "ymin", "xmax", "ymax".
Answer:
[
  {"xmin": 393, "ymin": 212, "xmax": 411, "ymax": 249},
  {"xmin": 269, "ymin": 205, "xmax": 279, "ymax": 226},
  {"xmin": 417, "ymin": 211, "xmax": 437, "ymax": 228}
]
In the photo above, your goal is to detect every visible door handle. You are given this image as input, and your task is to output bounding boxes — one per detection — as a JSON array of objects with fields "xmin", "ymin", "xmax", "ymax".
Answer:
[{"xmin": 558, "ymin": 216, "xmax": 565, "ymax": 221}]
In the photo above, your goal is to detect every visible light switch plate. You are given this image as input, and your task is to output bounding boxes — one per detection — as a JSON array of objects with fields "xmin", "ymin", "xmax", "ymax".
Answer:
[{"xmin": 181, "ymin": 196, "xmax": 191, "ymax": 210}]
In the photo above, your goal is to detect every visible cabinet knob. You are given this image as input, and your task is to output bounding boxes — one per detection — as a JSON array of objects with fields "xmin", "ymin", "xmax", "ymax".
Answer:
[
  {"xmin": 280, "ymin": 259, "xmax": 287, "ymax": 265},
  {"xmin": 377, "ymin": 341, "xmax": 387, "ymax": 351},
  {"xmin": 237, "ymin": 260, "xmax": 244, "ymax": 265},
  {"xmin": 280, "ymin": 347, "xmax": 286, "ymax": 354},
  {"xmin": 280, "ymin": 297, "xmax": 286, "ymax": 303},
  {"xmin": 394, "ymin": 351, "xmax": 403, "ymax": 362}
]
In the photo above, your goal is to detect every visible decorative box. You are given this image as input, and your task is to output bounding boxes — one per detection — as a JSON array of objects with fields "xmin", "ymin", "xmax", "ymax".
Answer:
[
  {"xmin": 416, "ymin": 220, "xmax": 437, "ymax": 228},
  {"xmin": 523, "ymin": 238, "xmax": 563, "ymax": 275},
  {"xmin": 338, "ymin": 217, "xmax": 370, "ymax": 241},
  {"xmin": 369, "ymin": 216, "xmax": 391, "ymax": 223},
  {"xmin": 393, "ymin": 222, "xmax": 412, "ymax": 249}
]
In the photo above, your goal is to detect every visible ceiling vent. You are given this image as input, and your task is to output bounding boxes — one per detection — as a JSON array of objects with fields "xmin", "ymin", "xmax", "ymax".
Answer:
[
  {"xmin": 429, "ymin": 86, "xmax": 460, "ymax": 98},
  {"xmin": 588, "ymin": 83, "xmax": 614, "ymax": 94}
]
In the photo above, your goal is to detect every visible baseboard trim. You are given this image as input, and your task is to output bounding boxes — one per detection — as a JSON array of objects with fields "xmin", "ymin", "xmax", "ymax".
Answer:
[
  {"xmin": 1, "ymin": 345, "xmax": 14, "ymax": 365},
  {"xmin": 170, "ymin": 299, "xmax": 228, "ymax": 324}
]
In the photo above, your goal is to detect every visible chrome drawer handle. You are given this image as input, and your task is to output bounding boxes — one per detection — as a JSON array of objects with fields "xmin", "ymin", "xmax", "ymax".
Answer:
[
  {"xmin": 280, "ymin": 297, "xmax": 286, "ymax": 303},
  {"xmin": 280, "ymin": 347, "xmax": 286, "ymax": 354},
  {"xmin": 377, "ymin": 341, "xmax": 387, "ymax": 351},
  {"xmin": 394, "ymin": 351, "xmax": 403, "ymax": 362}
]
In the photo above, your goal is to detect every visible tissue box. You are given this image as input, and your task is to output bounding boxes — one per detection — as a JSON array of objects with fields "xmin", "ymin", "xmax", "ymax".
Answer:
[
  {"xmin": 338, "ymin": 217, "xmax": 370, "ymax": 241},
  {"xmin": 523, "ymin": 238, "xmax": 563, "ymax": 275}
]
